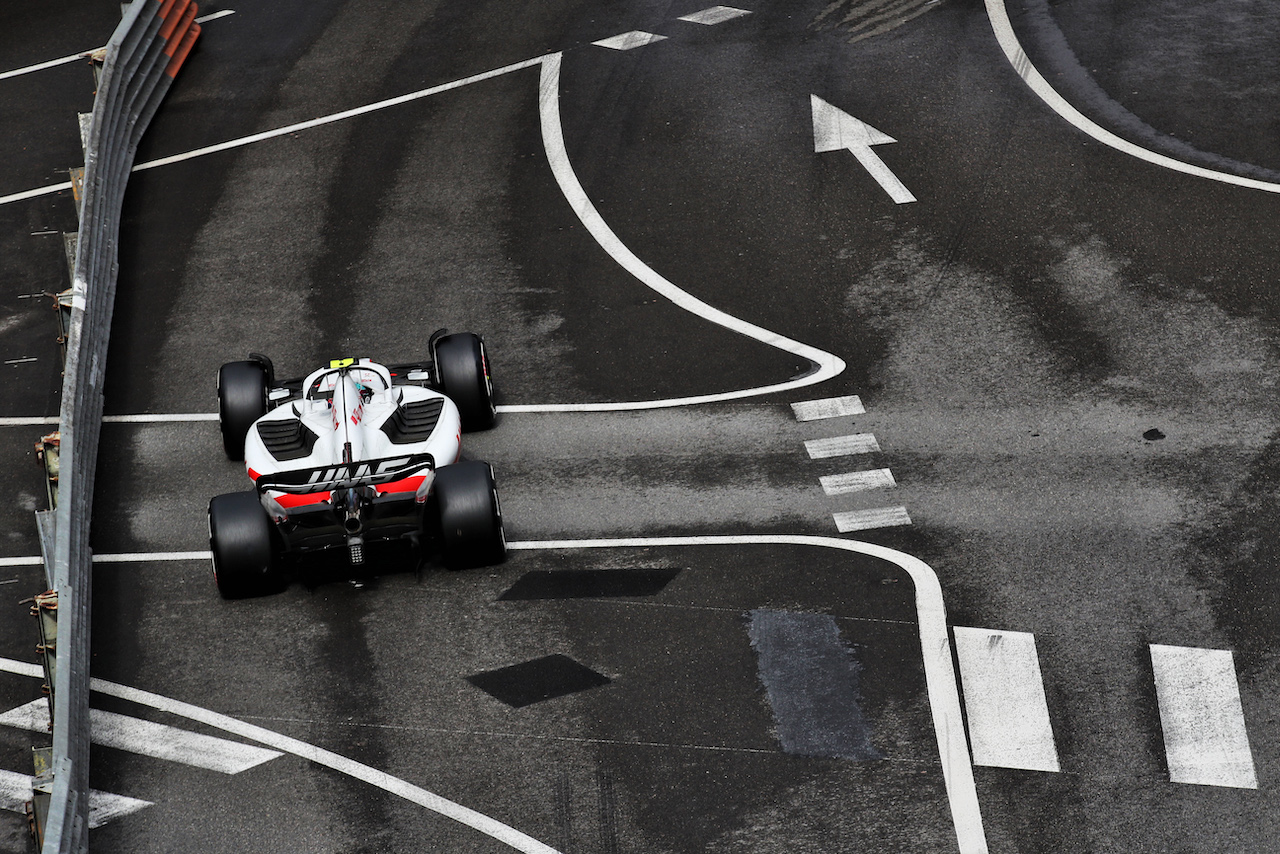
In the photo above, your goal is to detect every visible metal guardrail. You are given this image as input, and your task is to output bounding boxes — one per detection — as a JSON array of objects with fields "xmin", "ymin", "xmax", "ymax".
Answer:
[{"xmin": 33, "ymin": 2, "xmax": 200, "ymax": 851}]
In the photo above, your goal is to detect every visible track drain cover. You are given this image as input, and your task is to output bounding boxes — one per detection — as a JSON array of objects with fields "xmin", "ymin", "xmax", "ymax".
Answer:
[
  {"xmin": 467, "ymin": 654, "xmax": 611, "ymax": 707},
  {"xmin": 498, "ymin": 568, "xmax": 680, "ymax": 600}
]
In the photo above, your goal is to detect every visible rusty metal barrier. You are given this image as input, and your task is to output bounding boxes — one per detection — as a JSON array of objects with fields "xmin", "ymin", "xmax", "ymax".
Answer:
[{"xmin": 34, "ymin": 2, "xmax": 199, "ymax": 851}]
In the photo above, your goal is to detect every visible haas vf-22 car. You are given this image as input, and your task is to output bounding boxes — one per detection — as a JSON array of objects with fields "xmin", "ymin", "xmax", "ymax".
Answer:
[{"xmin": 208, "ymin": 332, "xmax": 505, "ymax": 598}]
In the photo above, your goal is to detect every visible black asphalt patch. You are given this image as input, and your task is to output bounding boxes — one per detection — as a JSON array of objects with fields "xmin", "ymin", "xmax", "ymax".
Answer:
[
  {"xmin": 466, "ymin": 654, "xmax": 611, "ymax": 708},
  {"xmin": 747, "ymin": 609, "xmax": 882, "ymax": 761},
  {"xmin": 498, "ymin": 568, "xmax": 680, "ymax": 600}
]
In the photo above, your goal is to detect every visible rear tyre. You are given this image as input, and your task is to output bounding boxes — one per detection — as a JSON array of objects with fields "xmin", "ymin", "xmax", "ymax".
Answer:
[
  {"xmin": 218, "ymin": 360, "xmax": 269, "ymax": 460},
  {"xmin": 432, "ymin": 461, "xmax": 506, "ymax": 570},
  {"xmin": 209, "ymin": 491, "xmax": 281, "ymax": 599},
  {"xmin": 434, "ymin": 333, "xmax": 495, "ymax": 431}
]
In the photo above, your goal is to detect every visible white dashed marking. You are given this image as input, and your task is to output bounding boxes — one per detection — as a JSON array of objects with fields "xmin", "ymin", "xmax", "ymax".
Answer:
[
  {"xmin": 678, "ymin": 6, "xmax": 753, "ymax": 25},
  {"xmin": 592, "ymin": 32, "xmax": 668, "ymax": 51},
  {"xmin": 790, "ymin": 395, "xmax": 865, "ymax": 421},
  {"xmin": 820, "ymin": 468, "xmax": 896, "ymax": 495},
  {"xmin": 832, "ymin": 506, "xmax": 911, "ymax": 532},
  {"xmin": 805, "ymin": 433, "xmax": 880, "ymax": 458}
]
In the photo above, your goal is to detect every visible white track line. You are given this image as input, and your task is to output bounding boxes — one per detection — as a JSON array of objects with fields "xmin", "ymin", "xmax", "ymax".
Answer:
[
  {"xmin": 805, "ymin": 433, "xmax": 881, "ymax": 458},
  {"xmin": 0, "ymin": 769, "xmax": 151, "ymax": 829},
  {"xmin": 0, "ymin": 699, "xmax": 283, "ymax": 774},
  {"xmin": 678, "ymin": 7, "xmax": 753, "ymax": 25},
  {"xmin": 820, "ymin": 468, "xmax": 895, "ymax": 495},
  {"xmin": 508, "ymin": 536, "xmax": 986, "ymax": 853},
  {"xmin": 2, "ymin": 52, "xmax": 847, "ymax": 410},
  {"xmin": 0, "ymin": 658, "xmax": 561, "ymax": 854},
  {"xmin": 92, "ymin": 551, "xmax": 212, "ymax": 563},
  {"xmin": 790, "ymin": 395, "xmax": 865, "ymax": 421},
  {"xmin": 0, "ymin": 536, "xmax": 987, "ymax": 853},
  {"xmin": 984, "ymin": 0, "xmax": 1280, "ymax": 194},
  {"xmin": 0, "ymin": 6, "xmax": 235, "ymax": 83},
  {"xmin": 832, "ymin": 506, "xmax": 911, "ymax": 532},
  {"xmin": 536, "ymin": 53, "xmax": 845, "ymax": 409},
  {"xmin": 0, "ymin": 413, "xmax": 216, "ymax": 426},
  {"xmin": 953, "ymin": 627, "xmax": 1059, "ymax": 772},
  {"xmin": 1150, "ymin": 644, "xmax": 1257, "ymax": 788},
  {"xmin": 0, "ymin": 52, "xmax": 92, "ymax": 82},
  {"xmin": 592, "ymin": 32, "xmax": 668, "ymax": 51},
  {"xmin": 0, "ymin": 56, "xmax": 550, "ymax": 208}
]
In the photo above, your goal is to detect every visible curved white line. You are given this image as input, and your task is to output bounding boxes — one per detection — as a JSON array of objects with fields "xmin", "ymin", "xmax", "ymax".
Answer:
[
  {"xmin": 4, "ymin": 52, "xmax": 847, "ymax": 409},
  {"xmin": 2, "ymin": 536, "xmax": 986, "ymax": 852},
  {"xmin": 536, "ymin": 53, "xmax": 847, "ymax": 410},
  {"xmin": 0, "ymin": 656, "xmax": 560, "ymax": 854},
  {"xmin": 509, "ymin": 534, "xmax": 988, "ymax": 854},
  {"xmin": 985, "ymin": 0, "xmax": 1280, "ymax": 194}
]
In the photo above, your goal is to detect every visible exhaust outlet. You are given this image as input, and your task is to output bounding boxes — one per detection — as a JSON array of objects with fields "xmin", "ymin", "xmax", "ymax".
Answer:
[{"xmin": 343, "ymin": 509, "xmax": 363, "ymax": 535}]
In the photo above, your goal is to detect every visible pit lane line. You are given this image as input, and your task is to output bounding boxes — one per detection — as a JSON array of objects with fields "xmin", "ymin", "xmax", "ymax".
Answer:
[
  {"xmin": 984, "ymin": 0, "xmax": 1280, "ymax": 194},
  {"xmin": 0, "ymin": 536, "xmax": 989, "ymax": 854}
]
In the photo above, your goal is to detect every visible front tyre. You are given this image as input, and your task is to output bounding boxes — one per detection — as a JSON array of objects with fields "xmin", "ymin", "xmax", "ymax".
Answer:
[
  {"xmin": 434, "ymin": 333, "xmax": 496, "ymax": 431},
  {"xmin": 432, "ymin": 461, "xmax": 506, "ymax": 570},
  {"xmin": 209, "ymin": 491, "xmax": 282, "ymax": 599},
  {"xmin": 218, "ymin": 360, "xmax": 269, "ymax": 460}
]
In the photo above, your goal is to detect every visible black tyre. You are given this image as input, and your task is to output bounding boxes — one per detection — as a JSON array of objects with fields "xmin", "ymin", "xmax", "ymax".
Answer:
[
  {"xmin": 434, "ymin": 333, "xmax": 495, "ymax": 431},
  {"xmin": 209, "ymin": 491, "xmax": 281, "ymax": 599},
  {"xmin": 432, "ymin": 461, "xmax": 506, "ymax": 569},
  {"xmin": 218, "ymin": 360, "xmax": 269, "ymax": 460}
]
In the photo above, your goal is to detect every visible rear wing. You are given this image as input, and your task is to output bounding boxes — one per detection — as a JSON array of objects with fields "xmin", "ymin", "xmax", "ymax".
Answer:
[{"xmin": 255, "ymin": 452, "xmax": 435, "ymax": 494}]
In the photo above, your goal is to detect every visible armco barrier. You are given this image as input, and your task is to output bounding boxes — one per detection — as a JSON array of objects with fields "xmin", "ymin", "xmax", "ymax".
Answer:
[{"xmin": 37, "ymin": 1, "xmax": 198, "ymax": 851}]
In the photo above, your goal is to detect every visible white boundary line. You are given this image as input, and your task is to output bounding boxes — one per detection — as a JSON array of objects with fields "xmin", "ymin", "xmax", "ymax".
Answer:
[
  {"xmin": 0, "ymin": 657, "xmax": 560, "ymax": 854},
  {"xmin": 513, "ymin": 535, "xmax": 985, "ymax": 852},
  {"xmin": 0, "ymin": 7, "xmax": 236, "ymax": 83},
  {"xmin": 0, "ymin": 53, "xmax": 90, "ymax": 81},
  {"xmin": 531, "ymin": 53, "xmax": 846, "ymax": 410},
  {"xmin": 0, "ymin": 536, "xmax": 987, "ymax": 852},
  {"xmin": 0, "ymin": 56, "xmax": 550, "ymax": 208},
  {"xmin": 984, "ymin": 0, "xmax": 1280, "ymax": 194},
  {"xmin": 0, "ymin": 52, "xmax": 847, "ymax": 410}
]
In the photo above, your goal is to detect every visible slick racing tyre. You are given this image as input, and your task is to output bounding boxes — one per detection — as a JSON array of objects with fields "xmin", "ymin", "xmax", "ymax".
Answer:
[
  {"xmin": 434, "ymin": 333, "xmax": 496, "ymax": 431},
  {"xmin": 432, "ymin": 461, "xmax": 506, "ymax": 570},
  {"xmin": 218, "ymin": 360, "xmax": 269, "ymax": 460},
  {"xmin": 209, "ymin": 491, "xmax": 282, "ymax": 599}
]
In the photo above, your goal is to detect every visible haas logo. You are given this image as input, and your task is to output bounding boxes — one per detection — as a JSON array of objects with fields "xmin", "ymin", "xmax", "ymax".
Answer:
[{"xmin": 306, "ymin": 456, "xmax": 412, "ymax": 485}]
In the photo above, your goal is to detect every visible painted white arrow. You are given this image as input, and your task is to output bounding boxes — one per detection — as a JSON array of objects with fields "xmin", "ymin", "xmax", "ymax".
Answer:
[{"xmin": 811, "ymin": 95, "xmax": 916, "ymax": 204}]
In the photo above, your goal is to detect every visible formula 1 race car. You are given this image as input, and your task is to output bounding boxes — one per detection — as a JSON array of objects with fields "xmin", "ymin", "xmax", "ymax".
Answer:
[{"xmin": 208, "ymin": 331, "xmax": 505, "ymax": 598}]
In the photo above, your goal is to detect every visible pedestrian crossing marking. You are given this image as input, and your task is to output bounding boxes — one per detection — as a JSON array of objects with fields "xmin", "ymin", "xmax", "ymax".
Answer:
[
  {"xmin": 1150, "ymin": 644, "xmax": 1257, "ymax": 789},
  {"xmin": 954, "ymin": 627, "xmax": 1059, "ymax": 772}
]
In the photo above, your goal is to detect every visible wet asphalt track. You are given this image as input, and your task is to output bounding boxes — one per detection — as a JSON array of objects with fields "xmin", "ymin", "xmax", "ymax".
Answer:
[{"xmin": 4, "ymin": 0, "xmax": 1280, "ymax": 851}]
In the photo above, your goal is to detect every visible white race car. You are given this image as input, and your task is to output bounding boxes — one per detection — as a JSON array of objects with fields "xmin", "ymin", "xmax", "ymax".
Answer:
[{"xmin": 208, "ymin": 331, "xmax": 505, "ymax": 598}]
